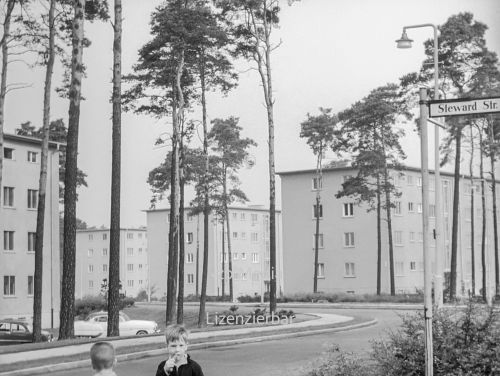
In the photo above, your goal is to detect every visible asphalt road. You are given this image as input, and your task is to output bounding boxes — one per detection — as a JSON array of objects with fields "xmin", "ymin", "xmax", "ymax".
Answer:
[{"xmin": 47, "ymin": 308, "xmax": 416, "ymax": 376}]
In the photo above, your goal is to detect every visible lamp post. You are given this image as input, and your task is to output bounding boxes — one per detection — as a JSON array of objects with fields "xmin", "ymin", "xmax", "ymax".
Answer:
[{"xmin": 397, "ymin": 24, "xmax": 444, "ymax": 309}]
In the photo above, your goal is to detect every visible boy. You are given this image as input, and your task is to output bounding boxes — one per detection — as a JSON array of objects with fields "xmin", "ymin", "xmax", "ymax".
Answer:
[
  {"xmin": 90, "ymin": 341, "xmax": 117, "ymax": 376},
  {"xmin": 156, "ymin": 324, "xmax": 204, "ymax": 376}
]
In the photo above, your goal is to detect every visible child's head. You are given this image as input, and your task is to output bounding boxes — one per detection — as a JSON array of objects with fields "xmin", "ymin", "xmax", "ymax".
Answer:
[
  {"xmin": 165, "ymin": 324, "xmax": 189, "ymax": 358},
  {"xmin": 90, "ymin": 341, "xmax": 116, "ymax": 372}
]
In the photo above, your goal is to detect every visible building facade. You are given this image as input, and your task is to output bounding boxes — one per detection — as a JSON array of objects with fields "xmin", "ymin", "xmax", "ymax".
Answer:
[
  {"xmin": 146, "ymin": 206, "xmax": 283, "ymax": 300},
  {"xmin": 1, "ymin": 134, "xmax": 60, "ymax": 328},
  {"xmin": 279, "ymin": 165, "xmax": 499, "ymax": 298},
  {"xmin": 75, "ymin": 228, "xmax": 148, "ymax": 299}
]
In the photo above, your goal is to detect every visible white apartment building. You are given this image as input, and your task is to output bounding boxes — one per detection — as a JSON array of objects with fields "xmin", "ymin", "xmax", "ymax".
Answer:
[
  {"xmin": 279, "ymin": 164, "xmax": 499, "ymax": 298},
  {"xmin": 75, "ymin": 228, "xmax": 148, "ymax": 299},
  {"xmin": 146, "ymin": 206, "xmax": 283, "ymax": 300},
  {"xmin": 1, "ymin": 134, "xmax": 60, "ymax": 328}
]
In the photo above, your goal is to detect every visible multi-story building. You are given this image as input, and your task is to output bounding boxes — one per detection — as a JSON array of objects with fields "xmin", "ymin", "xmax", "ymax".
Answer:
[
  {"xmin": 75, "ymin": 228, "xmax": 148, "ymax": 299},
  {"xmin": 279, "ymin": 164, "xmax": 499, "ymax": 298},
  {"xmin": 146, "ymin": 206, "xmax": 283, "ymax": 300},
  {"xmin": 1, "ymin": 134, "xmax": 60, "ymax": 328}
]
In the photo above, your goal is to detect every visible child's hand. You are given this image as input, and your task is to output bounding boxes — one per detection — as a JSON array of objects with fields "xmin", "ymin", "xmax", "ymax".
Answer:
[{"xmin": 163, "ymin": 358, "xmax": 176, "ymax": 374}]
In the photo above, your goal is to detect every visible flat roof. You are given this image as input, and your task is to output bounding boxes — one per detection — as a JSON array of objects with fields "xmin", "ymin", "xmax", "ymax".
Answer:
[{"xmin": 4, "ymin": 133, "xmax": 63, "ymax": 149}]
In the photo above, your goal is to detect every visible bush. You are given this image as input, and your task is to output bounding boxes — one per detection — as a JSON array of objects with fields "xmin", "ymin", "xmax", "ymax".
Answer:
[
  {"xmin": 280, "ymin": 292, "xmax": 423, "ymax": 304},
  {"xmin": 303, "ymin": 345, "xmax": 375, "ymax": 376},
  {"xmin": 74, "ymin": 295, "xmax": 135, "ymax": 319}
]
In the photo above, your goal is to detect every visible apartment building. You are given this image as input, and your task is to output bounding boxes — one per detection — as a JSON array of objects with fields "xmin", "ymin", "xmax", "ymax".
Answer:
[
  {"xmin": 146, "ymin": 206, "xmax": 283, "ymax": 300},
  {"xmin": 75, "ymin": 228, "xmax": 148, "ymax": 299},
  {"xmin": 279, "ymin": 164, "xmax": 499, "ymax": 297},
  {"xmin": 1, "ymin": 134, "xmax": 60, "ymax": 328}
]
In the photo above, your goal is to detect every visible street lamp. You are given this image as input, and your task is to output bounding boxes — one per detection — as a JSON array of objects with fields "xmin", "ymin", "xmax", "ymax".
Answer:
[{"xmin": 397, "ymin": 24, "xmax": 442, "ymax": 376}]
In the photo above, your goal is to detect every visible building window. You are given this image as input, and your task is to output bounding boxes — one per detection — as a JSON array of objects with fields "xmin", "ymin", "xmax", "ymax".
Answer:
[
  {"xmin": 251, "ymin": 232, "xmax": 258, "ymax": 242},
  {"xmin": 241, "ymin": 272, "xmax": 248, "ymax": 281},
  {"xmin": 429, "ymin": 204, "xmax": 436, "ymax": 218},
  {"xmin": 88, "ymin": 280, "xmax": 94, "ymax": 289},
  {"xmin": 251, "ymin": 213, "xmax": 258, "ymax": 223},
  {"xmin": 233, "ymin": 252, "xmax": 238, "ymax": 260},
  {"xmin": 27, "ymin": 189, "xmax": 38, "ymax": 209},
  {"xmin": 240, "ymin": 213, "xmax": 246, "ymax": 220},
  {"xmin": 88, "ymin": 264, "xmax": 94, "ymax": 273},
  {"xmin": 187, "ymin": 232, "xmax": 194, "ymax": 244},
  {"xmin": 3, "ymin": 231, "xmax": 14, "ymax": 251},
  {"xmin": 187, "ymin": 253, "xmax": 194, "ymax": 263},
  {"xmin": 409, "ymin": 232, "xmax": 415, "ymax": 242},
  {"xmin": 313, "ymin": 204, "xmax": 323, "ymax": 219},
  {"xmin": 127, "ymin": 233, "xmax": 133, "ymax": 239},
  {"xmin": 3, "ymin": 276, "xmax": 15, "ymax": 296},
  {"xmin": 312, "ymin": 176, "xmax": 322, "ymax": 190},
  {"xmin": 103, "ymin": 264, "xmax": 108, "ymax": 272},
  {"xmin": 187, "ymin": 274, "xmax": 194, "ymax": 284},
  {"xmin": 252, "ymin": 253, "xmax": 259, "ymax": 263},
  {"xmin": 127, "ymin": 280, "xmax": 134, "ymax": 287},
  {"xmin": 27, "ymin": 151, "xmax": 37, "ymax": 163},
  {"xmin": 3, "ymin": 187, "xmax": 14, "ymax": 207},
  {"xmin": 344, "ymin": 263, "xmax": 355, "ymax": 277},
  {"xmin": 186, "ymin": 214, "xmax": 194, "ymax": 222},
  {"xmin": 4, "ymin": 147, "xmax": 14, "ymax": 159},
  {"xmin": 102, "ymin": 248, "xmax": 108, "ymax": 256},
  {"xmin": 28, "ymin": 232, "xmax": 36, "ymax": 253},
  {"xmin": 88, "ymin": 249, "xmax": 94, "ymax": 257},
  {"xmin": 313, "ymin": 233, "xmax": 324, "ymax": 248},
  {"xmin": 344, "ymin": 232, "xmax": 355, "ymax": 247},
  {"xmin": 318, "ymin": 263, "xmax": 325, "ymax": 278},
  {"xmin": 139, "ymin": 280, "xmax": 143, "ymax": 285},
  {"xmin": 417, "ymin": 177, "xmax": 422, "ymax": 187},
  {"xmin": 89, "ymin": 234, "xmax": 93, "ymax": 241},
  {"xmin": 342, "ymin": 175, "xmax": 353, "ymax": 183},
  {"xmin": 343, "ymin": 203, "xmax": 354, "ymax": 217},
  {"xmin": 232, "ymin": 212, "xmax": 237, "ymax": 220},
  {"xmin": 241, "ymin": 232, "xmax": 246, "ymax": 239},
  {"xmin": 394, "ymin": 231, "xmax": 403, "ymax": 245},
  {"xmin": 127, "ymin": 264, "xmax": 134, "ymax": 272},
  {"xmin": 408, "ymin": 202, "xmax": 414, "ymax": 213},
  {"xmin": 232, "ymin": 232, "xmax": 238, "ymax": 239},
  {"xmin": 417, "ymin": 203, "xmax": 423, "ymax": 213},
  {"xmin": 138, "ymin": 233, "xmax": 142, "ymax": 239},
  {"xmin": 410, "ymin": 261, "xmax": 417, "ymax": 271},
  {"xmin": 394, "ymin": 201, "xmax": 402, "ymax": 215},
  {"xmin": 241, "ymin": 252, "xmax": 247, "ymax": 260},
  {"xmin": 138, "ymin": 264, "xmax": 143, "ymax": 270},
  {"xmin": 127, "ymin": 248, "xmax": 133, "ymax": 256},
  {"xmin": 396, "ymin": 262, "xmax": 405, "ymax": 276},
  {"xmin": 27, "ymin": 276, "xmax": 34, "ymax": 296},
  {"xmin": 102, "ymin": 233, "xmax": 107, "ymax": 240},
  {"xmin": 407, "ymin": 175, "xmax": 414, "ymax": 185}
]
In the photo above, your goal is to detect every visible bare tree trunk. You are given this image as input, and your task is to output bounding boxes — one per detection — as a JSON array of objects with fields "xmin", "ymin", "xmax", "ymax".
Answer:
[
  {"xmin": 313, "ymin": 193, "xmax": 320, "ymax": 293},
  {"xmin": 376, "ymin": 175, "xmax": 382, "ymax": 295},
  {"xmin": 469, "ymin": 126, "xmax": 475, "ymax": 296},
  {"xmin": 226, "ymin": 206, "xmax": 233, "ymax": 302},
  {"xmin": 221, "ymin": 220, "xmax": 225, "ymax": 298},
  {"xmin": 107, "ymin": 0, "xmax": 122, "ymax": 337},
  {"xmin": 384, "ymin": 168, "xmax": 395, "ymax": 296},
  {"xmin": 177, "ymin": 145, "xmax": 185, "ymax": 324},
  {"xmin": 195, "ymin": 214, "xmax": 199, "ymax": 298},
  {"xmin": 33, "ymin": 0, "xmax": 56, "ymax": 343},
  {"xmin": 489, "ymin": 118, "xmax": 499, "ymax": 297},
  {"xmin": 479, "ymin": 129, "xmax": 487, "ymax": 302},
  {"xmin": 59, "ymin": 0, "xmax": 85, "ymax": 340}
]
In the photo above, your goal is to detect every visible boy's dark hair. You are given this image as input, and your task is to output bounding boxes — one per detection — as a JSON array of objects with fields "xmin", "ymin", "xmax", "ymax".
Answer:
[
  {"xmin": 90, "ymin": 341, "xmax": 115, "ymax": 371},
  {"xmin": 165, "ymin": 324, "xmax": 189, "ymax": 344}
]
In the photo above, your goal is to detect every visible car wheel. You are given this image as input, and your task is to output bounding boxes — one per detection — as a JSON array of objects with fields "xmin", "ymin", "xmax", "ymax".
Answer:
[{"xmin": 136, "ymin": 330, "xmax": 148, "ymax": 335}]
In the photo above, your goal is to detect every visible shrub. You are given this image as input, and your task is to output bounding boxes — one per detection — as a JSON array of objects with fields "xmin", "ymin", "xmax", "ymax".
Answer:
[
  {"xmin": 74, "ymin": 295, "xmax": 135, "ymax": 319},
  {"xmin": 280, "ymin": 292, "xmax": 423, "ymax": 304},
  {"xmin": 303, "ymin": 345, "xmax": 375, "ymax": 376}
]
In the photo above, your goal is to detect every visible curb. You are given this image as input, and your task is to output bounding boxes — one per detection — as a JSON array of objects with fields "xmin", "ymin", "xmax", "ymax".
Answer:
[{"xmin": 0, "ymin": 319, "xmax": 377, "ymax": 376}]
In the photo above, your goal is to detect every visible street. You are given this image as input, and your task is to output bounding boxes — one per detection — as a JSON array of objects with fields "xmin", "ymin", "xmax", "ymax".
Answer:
[{"xmin": 46, "ymin": 308, "xmax": 415, "ymax": 376}]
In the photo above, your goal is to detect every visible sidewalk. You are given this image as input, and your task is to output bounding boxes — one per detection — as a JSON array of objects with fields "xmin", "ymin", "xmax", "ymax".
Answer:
[{"xmin": 0, "ymin": 312, "xmax": 377, "ymax": 376}]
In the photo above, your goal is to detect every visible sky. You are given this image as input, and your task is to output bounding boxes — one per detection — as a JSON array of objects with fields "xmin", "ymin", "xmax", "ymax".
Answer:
[{"xmin": 4, "ymin": 0, "xmax": 500, "ymax": 228}]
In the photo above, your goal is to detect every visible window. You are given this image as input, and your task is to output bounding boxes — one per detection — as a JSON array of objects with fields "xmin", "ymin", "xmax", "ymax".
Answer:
[
  {"xmin": 103, "ymin": 264, "xmax": 108, "ymax": 272},
  {"xmin": 251, "ymin": 213, "xmax": 258, "ymax": 223},
  {"xmin": 233, "ymin": 252, "xmax": 238, "ymax": 260},
  {"xmin": 410, "ymin": 261, "xmax": 417, "ymax": 271},
  {"xmin": 417, "ymin": 203, "xmax": 423, "ymax": 213},
  {"xmin": 241, "ymin": 272, "xmax": 248, "ymax": 280},
  {"xmin": 318, "ymin": 263, "xmax": 325, "ymax": 278},
  {"xmin": 138, "ymin": 233, "xmax": 143, "ymax": 239},
  {"xmin": 344, "ymin": 232, "xmax": 355, "ymax": 247},
  {"xmin": 429, "ymin": 204, "xmax": 436, "ymax": 218},
  {"xmin": 395, "ymin": 231, "xmax": 403, "ymax": 245},
  {"xmin": 186, "ymin": 214, "xmax": 194, "ymax": 222},
  {"xmin": 187, "ymin": 253, "xmax": 194, "ymax": 263},
  {"xmin": 187, "ymin": 274, "xmax": 194, "ymax": 284},
  {"xmin": 343, "ymin": 203, "xmax": 354, "ymax": 217},
  {"xmin": 4, "ymin": 147, "xmax": 14, "ymax": 159},
  {"xmin": 409, "ymin": 232, "xmax": 415, "ymax": 242},
  {"xmin": 396, "ymin": 262, "xmax": 405, "ymax": 276},
  {"xmin": 27, "ymin": 276, "xmax": 33, "ymax": 296},
  {"xmin": 233, "ymin": 272, "xmax": 240, "ymax": 280},
  {"xmin": 312, "ymin": 176, "xmax": 322, "ymax": 190},
  {"xmin": 102, "ymin": 233, "xmax": 107, "ymax": 240},
  {"xmin": 232, "ymin": 232, "xmax": 238, "ymax": 239},
  {"xmin": 138, "ymin": 264, "xmax": 143, "ymax": 271},
  {"xmin": 3, "ymin": 231, "xmax": 14, "ymax": 251},
  {"xmin": 102, "ymin": 248, "xmax": 108, "ymax": 256},
  {"xmin": 3, "ymin": 187, "xmax": 14, "ymax": 207},
  {"xmin": 232, "ymin": 212, "xmax": 237, "ymax": 220},
  {"xmin": 393, "ymin": 174, "xmax": 402, "ymax": 187},
  {"xmin": 27, "ymin": 151, "xmax": 37, "ymax": 162},
  {"xmin": 88, "ymin": 280, "xmax": 93, "ymax": 288},
  {"xmin": 127, "ymin": 233, "xmax": 133, "ymax": 239},
  {"xmin": 127, "ymin": 264, "xmax": 134, "ymax": 272},
  {"xmin": 407, "ymin": 175, "xmax": 414, "ymax": 185},
  {"xmin": 139, "ymin": 280, "xmax": 143, "ymax": 285},
  {"xmin": 344, "ymin": 263, "xmax": 355, "ymax": 277},
  {"xmin": 342, "ymin": 175, "xmax": 353, "ymax": 183},
  {"xmin": 241, "ymin": 232, "xmax": 246, "ymax": 240},
  {"xmin": 3, "ymin": 276, "xmax": 15, "ymax": 296},
  {"xmin": 252, "ymin": 253, "xmax": 259, "ymax": 263},
  {"xmin": 408, "ymin": 202, "xmax": 414, "ymax": 213},
  {"xmin": 88, "ymin": 264, "xmax": 94, "ymax": 273},
  {"xmin": 429, "ymin": 177, "xmax": 435, "ymax": 191},
  {"xmin": 394, "ymin": 201, "xmax": 402, "ymax": 215},
  {"xmin": 313, "ymin": 233, "xmax": 324, "ymax": 248},
  {"xmin": 187, "ymin": 232, "xmax": 194, "ymax": 243},
  {"xmin": 88, "ymin": 234, "xmax": 93, "ymax": 241},
  {"xmin": 127, "ymin": 248, "xmax": 133, "ymax": 256},
  {"xmin": 241, "ymin": 252, "xmax": 247, "ymax": 260},
  {"xmin": 240, "ymin": 213, "xmax": 246, "ymax": 220},
  {"xmin": 88, "ymin": 249, "xmax": 94, "ymax": 257},
  {"xmin": 27, "ymin": 189, "xmax": 38, "ymax": 209},
  {"xmin": 251, "ymin": 232, "xmax": 258, "ymax": 242},
  {"xmin": 138, "ymin": 248, "xmax": 143, "ymax": 255},
  {"xmin": 127, "ymin": 280, "xmax": 134, "ymax": 287},
  {"xmin": 417, "ymin": 177, "xmax": 422, "ymax": 187},
  {"xmin": 28, "ymin": 232, "xmax": 36, "ymax": 253},
  {"xmin": 313, "ymin": 204, "xmax": 323, "ymax": 219}
]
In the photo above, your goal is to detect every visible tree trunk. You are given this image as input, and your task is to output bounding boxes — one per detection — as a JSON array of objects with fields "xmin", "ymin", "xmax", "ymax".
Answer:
[
  {"xmin": 313, "ymin": 194, "xmax": 320, "ymax": 293},
  {"xmin": 450, "ymin": 122, "xmax": 463, "ymax": 300},
  {"xmin": 195, "ymin": 214, "xmax": 200, "ymax": 298},
  {"xmin": 479, "ymin": 129, "xmax": 487, "ymax": 302},
  {"xmin": 226, "ymin": 206, "xmax": 234, "ymax": 302},
  {"xmin": 221, "ymin": 220, "xmax": 225, "ymax": 298},
  {"xmin": 59, "ymin": 0, "xmax": 85, "ymax": 340},
  {"xmin": 469, "ymin": 126, "xmax": 475, "ymax": 296},
  {"xmin": 33, "ymin": 0, "xmax": 56, "ymax": 343},
  {"xmin": 198, "ymin": 59, "xmax": 209, "ymax": 327},
  {"xmin": 384, "ymin": 167, "xmax": 395, "ymax": 296},
  {"xmin": 107, "ymin": 0, "xmax": 122, "ymax": 338},
  {"xmin": 489, "ymin": 118, "xmax": 499, "ymax": 297},
  {"xmin": 376, "ymin": 175, "xmax": 382, "ymax": 295},
  {"xmin": 0, "ymin": 0, "xmax": 15, "ymax": 217},
  {"xmin": 177, "ymin": 148, "xmax": 185, "ymax": 324}
]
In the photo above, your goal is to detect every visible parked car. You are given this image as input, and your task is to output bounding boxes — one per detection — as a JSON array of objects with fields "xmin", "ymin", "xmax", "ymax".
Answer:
[
  {"xmin": 83, "ymin": 311, "xmax": 160, "ymax": 336},
  {"xmin": 0, "ymin": 319, "xmax": 53, "ymax": 344},
  {"xmin": 73, "ymin": 320, "xmax": 104, "ymax": 338}
]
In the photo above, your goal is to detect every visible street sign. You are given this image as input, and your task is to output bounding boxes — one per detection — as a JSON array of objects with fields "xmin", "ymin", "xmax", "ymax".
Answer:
[{"xmin": 428, "ymin": 96, "xmax": 500, "ymax": 118}]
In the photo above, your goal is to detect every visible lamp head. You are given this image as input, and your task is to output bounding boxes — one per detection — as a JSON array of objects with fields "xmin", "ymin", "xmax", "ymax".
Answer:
[{"xmin": 396, "ymin": 30, "xmax": 413, "ymax": 49}]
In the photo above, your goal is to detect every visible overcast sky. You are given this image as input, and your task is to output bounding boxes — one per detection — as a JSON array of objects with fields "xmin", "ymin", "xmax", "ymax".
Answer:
[{"xmin": 5, "ymin": 0, "xmax": 500, "ymax": 227}]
